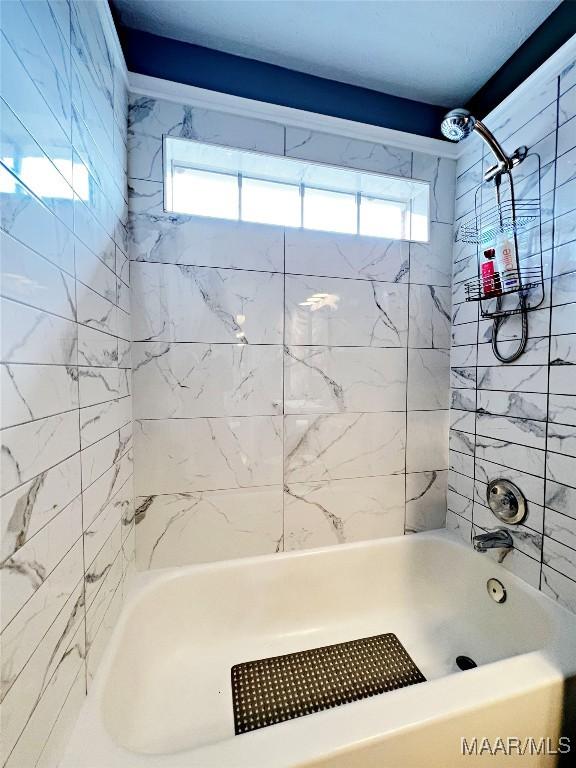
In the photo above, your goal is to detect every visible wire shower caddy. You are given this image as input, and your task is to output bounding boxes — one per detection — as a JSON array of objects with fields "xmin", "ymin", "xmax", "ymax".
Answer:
[{"xmin": 457, "ymin": 152, "xmax": 544, "ymax": 319}]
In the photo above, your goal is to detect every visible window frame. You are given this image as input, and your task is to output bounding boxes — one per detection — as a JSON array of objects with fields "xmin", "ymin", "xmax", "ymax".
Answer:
[{"xmin": 164, "ymin": 136, "xmax": 431, "ymax": 243}]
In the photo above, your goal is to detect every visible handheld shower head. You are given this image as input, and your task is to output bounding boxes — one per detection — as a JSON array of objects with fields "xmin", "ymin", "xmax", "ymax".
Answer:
[
  {"xmin": 440, "ymin": 107, "xmax": 525, "ymax": 180},
  {"xmin": 441, "ymin": 108, "xmax": 476, "ymax": 142}
]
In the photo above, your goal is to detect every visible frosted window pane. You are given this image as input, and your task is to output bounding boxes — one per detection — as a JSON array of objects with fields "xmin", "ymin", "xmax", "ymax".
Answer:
[
  {"xmin": 303, "ymin": 187, "xmax": 357, "ymax": 234},
  {"xmin": 360, "ymin": 196, "xmax": 405, "ymax": 239},
  {"xmin": 172, "ymin": 167, "xmax": 239, "ymax": 219},
  {"xmin": 242, "ymin": 177, "xmax": 301, "ymax": 227}
]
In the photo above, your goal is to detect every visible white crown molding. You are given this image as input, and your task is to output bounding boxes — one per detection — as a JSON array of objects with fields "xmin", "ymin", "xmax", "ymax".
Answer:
[
  {"xmin": 455, "ymin": 32, "xmax": 576, "ymax": 158},
  {"xmin": 128, "ymin": 72, "xmax": 459, "ymax": 159}
]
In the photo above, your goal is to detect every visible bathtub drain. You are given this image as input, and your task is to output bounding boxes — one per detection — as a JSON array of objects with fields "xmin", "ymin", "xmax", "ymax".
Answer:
[{"xmin": 455, "ymin": 655, "xmax": 477, "ymax": 671}]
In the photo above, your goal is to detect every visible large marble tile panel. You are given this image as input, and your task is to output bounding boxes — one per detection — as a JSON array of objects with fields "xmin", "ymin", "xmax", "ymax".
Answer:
[
  {"xmin": 34, "ymin": 666, "xmax": 85, "ymax": 768},
  {"xmin": 408, "ymin": 284, "xmax": 451, "ymax": 349},
  {"xmin": 284, "ymin": 475, "xmax": 405, "ymax": 551},
  {"xmin": 82, "ymin": 450, "xmax": 133, "ymax": 529},
  {"xmin": 477, "ymin": 390, "xmax": 548, "ymax": 421},
  {"xmin": 447, "ymin": 489, "xmax": 473, "ymax": 521},
  {"xmin": 285, "ymin": 127, "xmax": 412, "ymax": 176},
  {"xmin": 132, "ymin": 262, "xmax": 283, "ymax": 344},
  {"xmin": 411, "ymin": 153, "xmax": 456, "ymax": 224},
  {"xmin": 2, "ymin": 0, "xmax": 72, "ymax": 136},
  {"xmin": 284, "ymin": 228, "xmax": 408, "ymax": 282},
  {"xmin": 547, "ymin": 452, "xmax": 576, "ymax": 490},
  {"xmin": 1, "ymin": 231, "xmax": 76, "ymax": 320},
  {"xmin": 476, "ymin": 435, "xmax": 545, "ymax": 477},
  {"xmin": 407, "ymin": 349, "xmax": 450, "ymax": 410},
  {"xmin": 285, "ymin": 411, "xmax": 405, "ymax": 482},
  {"xmin": 477, "ymin": 364, "xmax": 548, "ymax": 394},
  {"xmin": 133, "ymin": 342, "xmax": 283, "ymax": 419},
  {"xmin": 284, "ymin": 345, "xmax": 406, "ymax": 414},
  {"xmin": 1, "ymin": 497, "xmax": 81, "ymax": 630},
  {"xmin": 3, "ymin": 623, "xmax": 85, "ymax": 768},
  {"xmin": 445, "ymin": 508, "xmax": 473, "ymax": 541},
  {"xmin": 1, "ymin": 31, "xmax": 72, "ymax": 184},
  {"xmin": 128, "ymin": 95, "xmax": 284, "ymax": 182},
  {"xmin": 1, "ymin": 410, "xmax": 79, "ymax": 496},
  {"xmin": 543, "ymin": 536, "xmax": 576, "ymax": 582},
  {"xmin": 78, "ymin": 366, "xmax": 122, "ymax": 408},
  {"xmin": 450, "ymin": 388, "xmax": 476, "ymax": 412},
  {"xmin": 83, "ymin": 489, "xmax": 123, "ymax": 567},
  {"xmin": 409, "ymin": 222, "xmax": 453, "ymax": 286},
  {"xmin": 77, "ymin": 325, "xmax": 118, "ymax": 367},
  {"xmin": 449, "ymin": 450, "xmax": 474, "ymax": 478},
  {"xmin": 549, "ymin": 333, "xmax": 576, "ymax": 395},
  {"xmin": 553, "ymin": 241, "xmax": 576, "ymax": 280},
  {"xmin": 74, "ymin": 238, "xmax": 117, "ymax": 304},
  {"xmin": 1, "ymin": 362, "xmax": 78, "ymax": 430},
  {"xmin": 84, "ymin": 523, "xmax": 121, "ymax": 610},
  {"xmin": 135, "ymin": 487, "xmax": 283, "ymax": 569},
  {"xmin": 79, "ymin": 396, "xmax": 131, "ymax": 449},
  {"xmin": 552, "ymin": 301, "xmax": 576, "ymax": 337},
  {"xmin": 450, "ymin": 365, "xmax": 476, "ymax": 390},
  {"xmin": 0, "ymin": 453, "xmax": 81, "ymax": 562},
  {"xmin": 135, "ymin": 416, "xmax": 282, "ymax": 495},
  {"xmin": 450, "ymin": 408, "xmax": 475, "ymax": 434},
  {"xmin": 406, "ymin": 410, "xmax": 449, "ymax": 472},
  {"xmin": 0, "ymin": 540, "xmax": 82, "ymax": 705},
  {"xmin": 129, "ymin": 179, "xmax": 284, "ymax": 272},
  {"xmin": 405, "ymin": 470, "xmax": 447, "ymax": 533},
  {"xmin": 545, "ymin": 508, "xmax": 576, "ymax": 551},
  {"xmin": 541, "ymin": 564, "xmax": 576, "ymax": 614},
  {"xmin": 549, "ymin": 394, "xmax": 576, "ymax": 426},
  {"xmin": 548, "ymin": 423, "xmax": 576, "ymax": 458},
  {"xmin": 0, "ymin": 576, "xmax": 83, "ymax": 758},
  {"xmin": 546, "ymin": 479, "xmax": 576, "ymax": 517},
  {"xmin": 0, "ymin": 167, "xmax": 74, "ymax": 275},
  {"xmin": 285, "ymin": 274, "xmax": 408, "ymax": 347},
  {"xmin": 73, "ymin": 194, "xmax": 116, "ymax": 270},
  {"xmin": 86, "ymin": 566, "xmax": 123, "ymax": 688},
  {"xmin": 81, "ymin": 431, "xmax": 122, "ymax": 491},
  {"xmin": 76, "ymin": 282, "xmax": 117, "ymax": 337},
  {"xmin": 1, "ymin": 101, "xmax": 73, "ymax": 229}
]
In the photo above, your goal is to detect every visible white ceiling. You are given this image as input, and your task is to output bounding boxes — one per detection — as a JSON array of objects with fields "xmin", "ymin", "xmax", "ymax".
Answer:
[{"xmin": 112, "ymin": 0, "xmax": 563, "ymax": 106}]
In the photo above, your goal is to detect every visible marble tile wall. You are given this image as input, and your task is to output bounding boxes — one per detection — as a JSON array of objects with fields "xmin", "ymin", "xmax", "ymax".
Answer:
[
  {"xmin": 447, "ymin": 58, "xmax": 576, "ymax": 614},
  {"xmin": 0, "ymin": 2, "xmax": 131, "ymax": 765},
  {"xmin": 129, "ymin": 94, "xmax": 456, "ymax": 569}
]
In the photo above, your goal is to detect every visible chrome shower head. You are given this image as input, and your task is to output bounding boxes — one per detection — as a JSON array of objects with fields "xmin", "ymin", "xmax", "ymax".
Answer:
[{"xmin": 441, "ymin": 108, "xmax": 476, "ymax": 142}]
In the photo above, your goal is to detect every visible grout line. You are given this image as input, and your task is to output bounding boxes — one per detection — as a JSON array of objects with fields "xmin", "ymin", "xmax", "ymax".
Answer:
[{"xmin": 540, "ymin": 75, "xmax": 561, "ymax": 590}]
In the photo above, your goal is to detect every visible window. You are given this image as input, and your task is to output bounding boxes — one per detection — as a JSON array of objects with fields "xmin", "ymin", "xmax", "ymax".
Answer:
[
  {"xmin": 164, "ymin": 136, "xmax": 430, "ymax": 242},
  {"xmin": 172, "ymin": 167, "xmax": 238, "ymax": 220},
  {"xmin": 304, "ymin": 187, "xmax": 357, "ymax": 234},
  {"xmin": 360, "ymin": 196, "xmax": 405, "ymax": 239},
  {"xmin": 241, "ymin": 177, "xmax": 300, "ymax": 227}
]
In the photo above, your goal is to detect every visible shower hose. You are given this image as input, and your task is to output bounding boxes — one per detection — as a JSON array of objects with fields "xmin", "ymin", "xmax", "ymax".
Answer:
[{"xmin": 491, "ymin": 294, "xmax": 528, "ymax": 363}]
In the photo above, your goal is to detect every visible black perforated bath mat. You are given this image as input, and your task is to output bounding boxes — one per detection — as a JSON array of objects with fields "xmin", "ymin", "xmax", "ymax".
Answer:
[{"xmin": 231, "ymin": 632, "xmax": 426, "ymax": 734}]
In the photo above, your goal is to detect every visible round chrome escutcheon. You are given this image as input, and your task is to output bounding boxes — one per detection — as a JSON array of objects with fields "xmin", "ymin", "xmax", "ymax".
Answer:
[
  {"xmin": 487, "ymin": 578, "xmax": 507, "ymax": 604},
  {"xmin": 486, "ymin": 479, "xmax": 527, "ymax": 525}
]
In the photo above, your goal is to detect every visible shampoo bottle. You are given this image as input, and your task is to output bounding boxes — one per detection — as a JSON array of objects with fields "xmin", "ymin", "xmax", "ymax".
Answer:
[{"xmin": 496, "ymin": 232, "xmax": 520, "ymax": 291}]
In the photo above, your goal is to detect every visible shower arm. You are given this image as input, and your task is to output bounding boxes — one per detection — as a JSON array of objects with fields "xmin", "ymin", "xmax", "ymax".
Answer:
[{"xmin": 475, "ymin": 119, "xmax": 528, "ymax": 182}]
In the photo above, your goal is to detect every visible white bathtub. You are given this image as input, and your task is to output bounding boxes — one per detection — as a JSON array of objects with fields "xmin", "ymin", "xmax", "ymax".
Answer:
[{"xmin": 62, "ymin": 530, "xmax": 576, "ymax": 767}]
